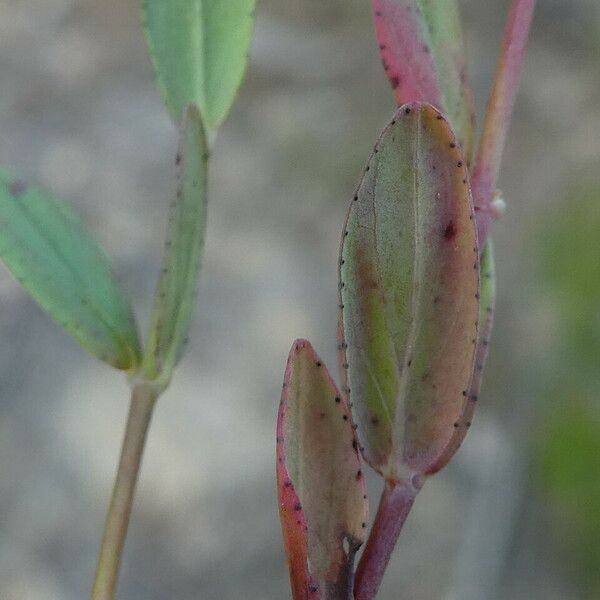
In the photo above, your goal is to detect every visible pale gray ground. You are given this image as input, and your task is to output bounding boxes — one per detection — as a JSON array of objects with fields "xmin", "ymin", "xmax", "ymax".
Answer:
[{"xmin": 0, "ymin": 1, "xmax": 598, "ymax": 599}]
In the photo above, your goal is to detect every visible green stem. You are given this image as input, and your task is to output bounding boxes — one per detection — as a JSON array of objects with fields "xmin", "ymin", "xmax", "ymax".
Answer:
[{"xmin": 91, "ymin": 381, "xmax": 159, "ymax": 600}]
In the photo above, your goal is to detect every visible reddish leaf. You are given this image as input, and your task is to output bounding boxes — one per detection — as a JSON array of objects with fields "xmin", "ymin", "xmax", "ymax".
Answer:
[
  {"xmin": 427, "ymin": 241, "xmax": 496, "ymax": 474},
  {"xmin": 338, "ymin": 103, "xmax": 479, "ymax": 481},
  {"xmin": 277, "ymin": 340, "xmax": 368, "ymax": 600},
  {"xmin": 372, "ymin": 0, "xmax": 475, "ymax": 162}
]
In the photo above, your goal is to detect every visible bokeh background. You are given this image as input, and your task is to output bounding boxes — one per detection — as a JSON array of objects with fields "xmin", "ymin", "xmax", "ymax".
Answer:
[{"xmin": 0, "ymin": 1, "xmax": 599, "ymax": 598}]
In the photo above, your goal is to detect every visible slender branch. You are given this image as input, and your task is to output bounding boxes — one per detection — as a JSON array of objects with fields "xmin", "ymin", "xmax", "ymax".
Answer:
[
  {"xmin": 471, "ymin": 0, "xmax": 536, "ymax": 246},
  {"xmin": 91, "ymin": 381, "xmax": 159, "ymax": 600},
  {"xmin": 354, "ymin": 479, "xmax": 419, "ymax": 600}
]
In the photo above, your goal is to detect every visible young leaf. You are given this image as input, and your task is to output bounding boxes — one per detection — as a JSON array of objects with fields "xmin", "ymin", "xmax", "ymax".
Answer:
[
  {"xmin": 142, "ymin": 105, "xmax": 208, "ymax": 386},
  {"xmin": 372, "ymin": 0, "xmax": 476, "ymax": 162},
  {"xmin": 338, "ymin": 103, "xmax": 479, "ymax": 481},
  {"xmin": 426, "ymin": 240, "xmax": 496, "ymax": 474},
  {"xmin": 143, "ymin": 0, "xmax": 256, "ymax": 130},
  {"xmin": 0, "ymin": 171, "xmax": 140, "ymax": 370},
  {"xmin": 277, "ymin": 339, "xmax": 368, "ymax": 600}
]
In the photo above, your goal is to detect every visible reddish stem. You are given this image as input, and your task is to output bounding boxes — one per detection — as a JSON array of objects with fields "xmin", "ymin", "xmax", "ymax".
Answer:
[
  {"xmin": 471, "ymin": 0, "xmax": 536, "ymax": 246},
  {"xmin": 354, "ymin": 479, "xmax": 419, "ymax": 600}
]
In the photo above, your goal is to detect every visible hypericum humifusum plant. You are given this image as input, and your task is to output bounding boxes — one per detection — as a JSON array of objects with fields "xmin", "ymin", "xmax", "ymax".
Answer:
[
  {"xmin": 276, "ymin": 1, "xmax": 535, "ymax": 599},
  {"xmin": 0, "ymin": 2, "xmax": 255, "ymax": 599}
]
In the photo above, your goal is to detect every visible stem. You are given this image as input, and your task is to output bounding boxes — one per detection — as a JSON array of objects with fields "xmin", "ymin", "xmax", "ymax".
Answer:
[
  {"xmin": 471, "ymin": 0, "xmax": 536, "ymax": 246},
  {"xmin": 354, "ymin": 479, "xmax": 419, "ymax": 600},
  {"xmin": 91, "ymin": 381, "xmax": 159, "ymax": 600}
]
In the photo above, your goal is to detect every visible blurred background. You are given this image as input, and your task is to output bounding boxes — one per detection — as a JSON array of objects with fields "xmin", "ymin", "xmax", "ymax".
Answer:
[{"xmin": 0, "ymin": 1, "xmax": 599, "ymax": 598}]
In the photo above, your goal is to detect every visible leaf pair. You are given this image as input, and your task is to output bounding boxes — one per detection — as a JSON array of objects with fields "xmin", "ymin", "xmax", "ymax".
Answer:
[
  {"xmin": 361, "ymin": 1, "xmax": 506, "ymax": 481},
  {"xmin": 277, "ymin": 103, "xmax": 495, "ymax": 598},
  {"xmin": 0, "ymin": 107, "xmax": 208, "ymax": 379},
  {"xmin": 372, "ymin": 0, "xmax": 534, "ymax": 246},
  {"xmin": 338, "ymin": 103, "xmax": 480, "ymax": 482},
  {"xmin": 0, "ymin": 2, "xmax": 257, "ymax": 379},
  {"xmin": 280, "ymin": 1, "xmax": 529, "ymax": 596},
  {"xmin": 141, "ymin": 0, "xmax": 257, "ymax": 382}
]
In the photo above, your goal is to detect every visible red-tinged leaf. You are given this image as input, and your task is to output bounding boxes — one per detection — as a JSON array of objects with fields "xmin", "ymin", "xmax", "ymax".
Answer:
[
  {"xmin": 338, "ymin": 103, "xmax": 479, "ymax": 481},
  {"xmin": 277, "ymin": 446, "xmax": 315, "ymax": 600},
  {"xmin": 372, "ymin": 0, "xmax": 475, "ymax": 162},
  {"xmin": 426, "ymin": 241, "xmax": 495, "ymax": 474},
  {"xmin": 277, "ymin": 339, "xmax": 368, "ymax": 600}
]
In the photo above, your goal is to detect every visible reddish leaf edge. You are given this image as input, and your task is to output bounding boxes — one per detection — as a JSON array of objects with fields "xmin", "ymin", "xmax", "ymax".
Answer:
[
  {"xmin": 372, "ymin": 1, "xmax": 442, "ymax": 108},
  {"xmin": 277, "ymin": 338, "xmax": 367, "ymax": 600},
  {"xmin": 425, "ymin": 243, "xmax": 496, "ymax": 475},
  {"xmin": 371, "ymin": 0, "xmax": 476, "ymax": 164}
]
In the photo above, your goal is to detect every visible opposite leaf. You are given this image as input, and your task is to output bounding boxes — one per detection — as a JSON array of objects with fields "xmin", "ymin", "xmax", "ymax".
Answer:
[
  {"xmin": 142, "ymin": 105, "xmax": 208, "ymax": 386},
  {"xmin": 0, "ymin": 171, "xmax": 140, "ymax": 369},
  {"xmin": 277, "ymin": 339, "xmax": 368, "ymax": 600},
  {"xmin": 143, "ymin": 0, "xmax": 256, "ymax": 130},
  {"xmin": 338, "ymin": 103, "xmax": 479, "ymax": 481},
  {"xmin": 372, "ymin": 0, "xmax": 476, "ymax": 162},
  {"xmin": 427, "ymin": 240, "xmax": 496, "ymax": 474}
]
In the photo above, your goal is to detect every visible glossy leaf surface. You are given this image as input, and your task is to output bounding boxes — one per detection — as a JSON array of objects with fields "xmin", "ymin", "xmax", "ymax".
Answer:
[
  {"xmin": 338, "ymin": 103, "xmax": 479, "ymax": 480},
  {"xmin": 277, "ymin": 340, "xmax": 368, "ymax": 600},
  {"xmin": 143, "ymin": 0, "xmax": 256, "ymax": 129},
  {"xmin": 142, "ymin": 105, "xmax": 208, "ymax": 385},
  {"xmin": 372, "ymin": 0, "xmax": 475, "ymax": 162},
  {"xmin": 0, "ymin": 171, "xmax": 140, "ymax": 369}
]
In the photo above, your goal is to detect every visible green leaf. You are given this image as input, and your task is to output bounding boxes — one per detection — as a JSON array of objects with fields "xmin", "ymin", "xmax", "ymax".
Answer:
[
  {"xmin": 338, "ymin": 102, "xmax": 479, "ymax": 481},
  {"xmin": 372, "ymin": 0, "xmax": 476, "ymax": 163},
  {"xmin": 142, "ymin": 104, "xmax": 208, "ymax": 386},
  {"xmin": 277, "ymin": 339, "xmax": 368, "ymax": 600},
  {"xmin": 143, "ymin": 0, "xmax": 256, "ymax": 130},
  {"xmin": 0, "ymin": 171, "xmax": 141, "ymax": 370}
]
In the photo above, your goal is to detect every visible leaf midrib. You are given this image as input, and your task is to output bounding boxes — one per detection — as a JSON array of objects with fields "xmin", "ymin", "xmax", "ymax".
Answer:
[{"xmin": 3, "ymin": 191, "xmax": 134, "ymax": 361}]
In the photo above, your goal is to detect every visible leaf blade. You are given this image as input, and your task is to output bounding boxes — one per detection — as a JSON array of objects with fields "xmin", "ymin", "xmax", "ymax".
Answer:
[
  {"xmin": 338, "ymin": 103, "xmax": 479, "ymax": 480},
  {"xmin": 143, "ymin": 0, "xmax": 256, "ymax": 129},
  {"xmin": 426, "ymin": 240, "xmax": 496, "ymax": 474},
  {"xmin": 142, "ymin": 105, "xmax": 208, "ymax": 384},
  {"xmin": 0, "ymin": 171, "xmax": 140, "ymax": 369},
  {"xmin": 372, "ymin": 0, "xmax": 475, "ymax": 162},
  {"xmin": 277, "ymin": 339, "xmax": 368, "ymax": 600}
]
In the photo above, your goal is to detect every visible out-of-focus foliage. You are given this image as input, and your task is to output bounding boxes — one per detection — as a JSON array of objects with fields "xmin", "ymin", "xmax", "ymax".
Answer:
[
  {"xmin": 537, "ymin": 401, "xmax": 600, "ymax": 595},
  {"xmin": 534, "ymin": 185, "xmax": 600, "ymax": 597},
  {"xmin": 0, "ymin": 171, "xmax": 141, "ymax": 370},
  {"xmin": 143, "ymin": 0, "xmax": 256, "ymax": 130},
  {"xmin": 142, "ymin": 105, "xmax": 208, "ymax": 386},
  {"xmin": 537, "ymin": 187, "xmax": 600, "ymax": 371}
]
